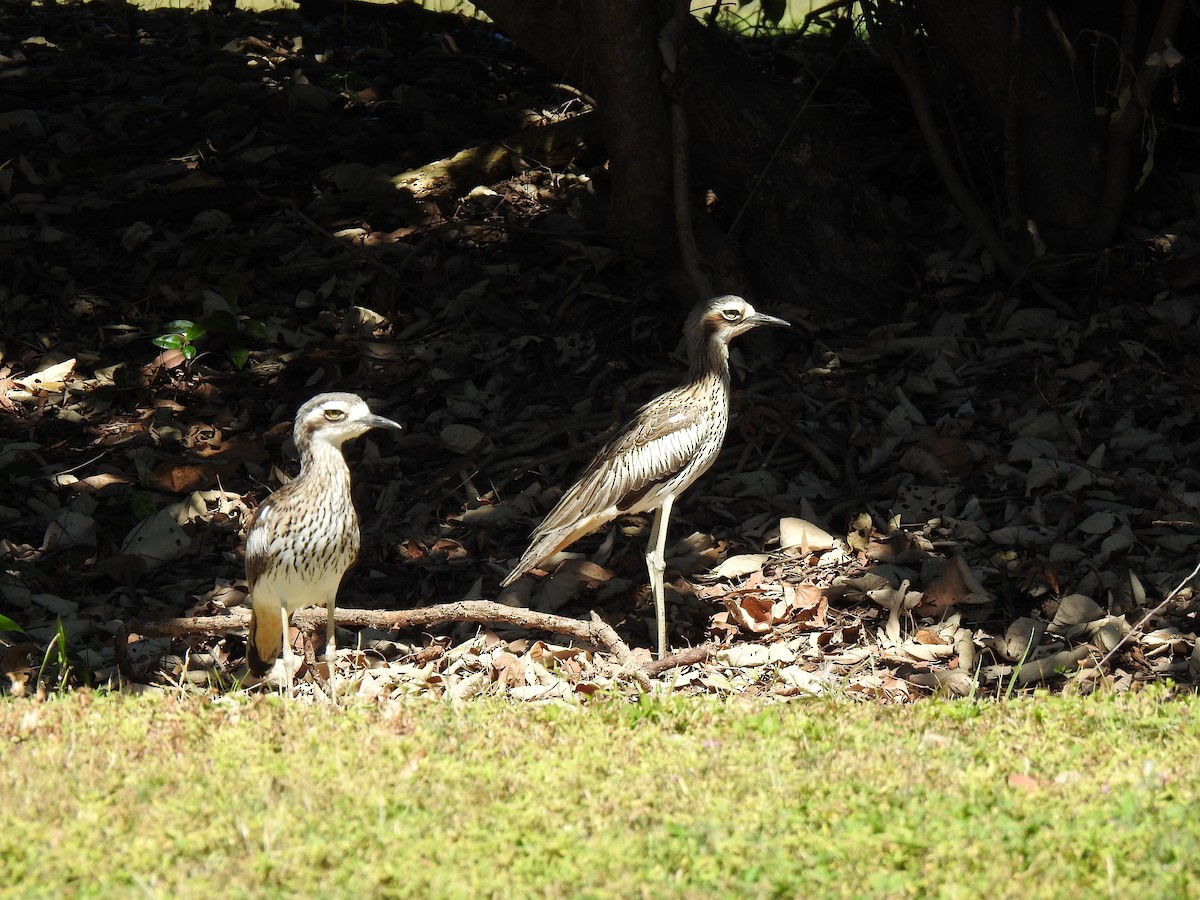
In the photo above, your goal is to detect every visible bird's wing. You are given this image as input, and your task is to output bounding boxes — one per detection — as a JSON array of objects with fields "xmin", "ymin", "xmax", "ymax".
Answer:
[
  {"xmin": 500, "ymin": 390, "xmax": 715, "ymax": 586},
  {"xmin": 537, "ymin": 388, "xmax": 710, "ymax": 534},
  {"xmin": 243, "ymin": 480, "xmax": 303, "ymax": 589},
  {"xmin": 243, "ymin": 499, "xmax": 276, "ymax": 590}
]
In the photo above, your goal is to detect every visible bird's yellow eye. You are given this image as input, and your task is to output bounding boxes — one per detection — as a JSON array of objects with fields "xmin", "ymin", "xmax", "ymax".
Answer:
[
  {"xmin": 324, "ymin": 408, "xmax": 347, "ymax": 421},
  {"xmin": 721, "ymin": 307, "xmax": 742, "ymax": 322}
]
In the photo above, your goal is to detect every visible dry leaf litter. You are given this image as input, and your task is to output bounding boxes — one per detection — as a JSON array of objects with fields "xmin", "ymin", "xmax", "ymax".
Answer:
[{"xmin": 2, "ymin": 2, "xmax": 1199, "ymax": 703}]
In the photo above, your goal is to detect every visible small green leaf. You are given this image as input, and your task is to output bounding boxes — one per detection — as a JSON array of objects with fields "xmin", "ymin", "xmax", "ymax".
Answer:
[
  {"xmin": 182, "ymin": 322, "xmax": 209, "ymax": 341},
  {"xmin": 163, "ymin": 319, "xmax": 197, "ymax": 332},
  {"xmin": 229, "ymin": 347, "xmax": 250, "ymax": 370},
  {"xmin": 182, "ymin": 344, "xmax": 198, "ymax": 360},
  {"xmin": 242, "ymin": 318, "xmax": 268, "ymax": 339},
  {"xmin": 152, "ymin": 334, "xmax": 184, "ymax": 350},
  {"xmin": 131, "ymin": 491, "xmax": 157, "ymax": 520},
  {"xmin": 0, "ymin": 613, "xmax": 25, "ymax": 633}
]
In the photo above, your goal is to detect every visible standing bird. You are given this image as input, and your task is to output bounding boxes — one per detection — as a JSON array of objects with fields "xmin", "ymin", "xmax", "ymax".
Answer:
[
  {"xmin": 244, "ymin": 393, "xmax": 403, "ymax": 693},
  {"xmin": 502, "ymin": 295, "xmax": 789, "ymax": 658}
]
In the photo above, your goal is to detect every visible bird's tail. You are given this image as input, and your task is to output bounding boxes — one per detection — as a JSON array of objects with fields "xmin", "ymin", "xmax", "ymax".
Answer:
[
  {"xmin": 500, "ymin": 524, "xmax": 588, "ymax": 587},
  {"xmin": 245, "ymin": 604, "xmax": 285, "ymax": 675}
]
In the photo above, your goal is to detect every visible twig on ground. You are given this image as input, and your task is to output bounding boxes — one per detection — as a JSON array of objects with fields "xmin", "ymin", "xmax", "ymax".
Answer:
[
  {"xmin": 116, "ymin": 600, "xmax": 649, "ymax": 686},
  {"xmin": 644, "ymin": 642, "xmax": 720, "ymax": 676},
  {"xmin": 590, "ymin": 612, "xmax": 652, "ymax": 692},
  {"xmin": 1096, "ymin": 558, "xmax": 1200, "ymax": 671}
]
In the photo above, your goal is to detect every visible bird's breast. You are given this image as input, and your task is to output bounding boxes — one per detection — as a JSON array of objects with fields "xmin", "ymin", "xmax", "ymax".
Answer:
[{"xmin": 246, "ymin": 492, "xmax": 361, "ymax": 588}]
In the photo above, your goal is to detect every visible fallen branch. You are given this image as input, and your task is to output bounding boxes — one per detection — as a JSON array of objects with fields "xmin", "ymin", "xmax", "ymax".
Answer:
[
  {"xmin": 643, "ymin": 642, "xmax": 720, "ymax": 676},
  {"xmin": 114, "ymin": 600, "xmax": 650, "ymax": 688},
  {"xmin": 1095, "ymin": 558, "xmax": 1200, "ymax": 672}
]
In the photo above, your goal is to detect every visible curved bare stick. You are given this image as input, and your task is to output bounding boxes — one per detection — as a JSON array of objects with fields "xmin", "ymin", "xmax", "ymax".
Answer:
[
  {"xmin": 115, "ymin": 600, "xmax": 646, "ymax": 684},
  {"xmin": 589, "ymin": 612, "xmax": 653, "ymax": 692},
  {"xmin": 1095, "ymin": 557, "xmax": 1200, "ymax": 672},
  {"xmin": 644, "ymin": 643, "xmax": 719, "ymax": 676}
]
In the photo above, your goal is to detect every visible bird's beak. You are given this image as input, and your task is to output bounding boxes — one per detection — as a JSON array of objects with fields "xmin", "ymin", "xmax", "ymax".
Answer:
[
  {"xmin": 750, "ymin": 311, "xmax": 790, "ymax": 329},
  {"xmin": 363, "ymin": 414, "xmax": 404, "ymax": 433}
]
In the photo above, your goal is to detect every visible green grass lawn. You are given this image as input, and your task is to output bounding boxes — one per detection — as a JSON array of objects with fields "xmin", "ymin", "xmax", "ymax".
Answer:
[{"xmin": 2, "ymin": 688, "xmax": 1197, "ymax": 897}]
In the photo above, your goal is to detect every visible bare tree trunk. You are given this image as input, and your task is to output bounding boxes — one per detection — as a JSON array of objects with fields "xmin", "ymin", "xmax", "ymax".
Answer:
[
  {"xmin": 671, "ymin": 19, "xmax": 900, "ymax": 308},
  {"xmin": 913, "ymin": 0, "xmax": 1184, "ymax": 253},
  {"xmin": 580, "ymin": 0, "xmax": 676, "ymax": 264},
  {"xmin": 476, "ymin": 0, "xmax": 904, "ymax": 311},
  {"xmin": 913, "ymin": 0, "xmax": 1104, "ymax": 251}
]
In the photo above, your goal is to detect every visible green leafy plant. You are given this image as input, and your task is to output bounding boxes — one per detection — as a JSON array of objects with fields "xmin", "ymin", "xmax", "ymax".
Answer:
[
  {"xmin": 153, "ymin": 318, "xmax": 208, "ymax": 361},
  {"xmin": 36, "ymin": 617, "xmax": 75, "ymax": 693},
  {"xmin": 131, "ymin": 491, "xmax": 158, "ymax": 521},
  {"xmin": 709, "ymin": 0, "xmax": 793, "ymax": 34},
  {"xmin": 152, "ymin": 280, "xmax": 266, "ymax": 369},
  {"xmin": 34, "ymin": 619, "xmax": 87, "ymax": 696}
]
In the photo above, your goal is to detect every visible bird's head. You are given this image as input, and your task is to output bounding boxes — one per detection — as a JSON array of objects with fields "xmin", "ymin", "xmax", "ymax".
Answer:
[
  {"xmin": 292, "ymin": 393, "xmax": 404, "ymax": 450},
  {"xmin": 688, "ymin": 294, "xmax": 790, "ymax": 348}
]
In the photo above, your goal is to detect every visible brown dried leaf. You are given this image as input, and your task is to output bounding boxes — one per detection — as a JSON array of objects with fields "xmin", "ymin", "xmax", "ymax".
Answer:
[
  {"xmin": 723, "ymin": 594, "xmax": 775, "ymax": 634},
  {"xmin": 919, "ymin": 433, "xmax": 976, "ymax": 477},
  {"xmin": 918, "ymin": 555, "xmax": 994, "ymax": 615},
  {"xmin": 778, "ymin": 517, "xmax": 835, "ymax": 552},
  {"xmin": 1048, "ymin": 594, "xmax": 1105, "ymax": 634},
  {"xmin": 787, "ymin": 583, "xmax": 828, "ymax": 627},
  {"xmin": 14, "ymin": 357, "xmax": 75, "ymax": 391},
  {"xmin": 710, "ymin": 553, "xmax": 770, "ymax": 579},
  {"xmin": 492, "ymin": 651, "xmax": 527, "ymax": 687},
  {"xmin": 1007, "ymin": 773, "xmax": 1046, "ymax": 793},
  {"xmin": 147, "ymin": 462, "xmax": 237, "ymax": 494},
  {"xmin": 864, "ymin": 530, "xmax": 922, "ymax": 563},
  {"xmin": 2, "ymin": 642, "xmax": 37, "ymax": 696}
]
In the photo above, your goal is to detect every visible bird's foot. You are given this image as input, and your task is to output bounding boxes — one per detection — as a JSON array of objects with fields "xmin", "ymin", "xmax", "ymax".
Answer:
[
  {"xmin": 255, "ymin": 654, "xmax": 304, "ymax": 693},
  {"xmin": 322, "ymin": 647, "xmax": 339, "ymax": 704}
]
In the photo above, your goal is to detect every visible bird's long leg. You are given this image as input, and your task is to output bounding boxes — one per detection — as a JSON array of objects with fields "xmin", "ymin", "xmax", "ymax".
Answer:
[
  {"xmin": 645, "ymin": 494, "xmax": 675, "ymax": 659},
  {"xmin": 325, "ymin": 597, "xmax": 337, "ymax": 704},
  {"xmin": 279, "ymin": 594, "xmax": 293, "ymax": 699}
]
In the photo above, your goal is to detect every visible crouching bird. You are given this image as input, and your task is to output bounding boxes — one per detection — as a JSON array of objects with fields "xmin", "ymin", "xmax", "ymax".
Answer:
[
  {"xmin": 502, "ymin": 295, "xmax": 789, "ymax": 658},
  {"xmin": 244, "ymin": 392, "xmax": 403, "ymax": 694}
]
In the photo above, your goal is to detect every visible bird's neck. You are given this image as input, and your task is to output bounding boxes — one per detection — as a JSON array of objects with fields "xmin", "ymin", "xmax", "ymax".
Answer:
[
  {"xmin": 688, "ymin": 333, "xmax": 730, "ymax": 385},
  {"xmin": 297, "ymin": 438, "xmax": 352, "ymax": 488}
]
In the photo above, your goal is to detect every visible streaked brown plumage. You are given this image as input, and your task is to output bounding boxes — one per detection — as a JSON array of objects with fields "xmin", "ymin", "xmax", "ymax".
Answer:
[
  {"xmin": 244, "ymin": 393, "xmax": 402, "ymax": 690},
  {"xmin": 502, "ymin": 295, "xmax": 789, "ymax": 658}
]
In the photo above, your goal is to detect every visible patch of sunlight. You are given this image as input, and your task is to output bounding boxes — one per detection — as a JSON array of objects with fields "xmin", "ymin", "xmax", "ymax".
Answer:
[
  {"xmin": 2, "ymin": 689, "xmax": 1199, "ymax": 896},
  {"xmin": 691, "ymin": 0, "xmax": 822, "ymax": 31},
  {"xmin": 129, "ymin": 0, "xmax": 478, "ymax": 13}
]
